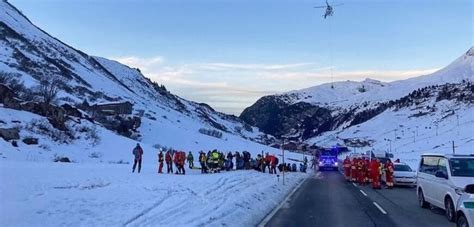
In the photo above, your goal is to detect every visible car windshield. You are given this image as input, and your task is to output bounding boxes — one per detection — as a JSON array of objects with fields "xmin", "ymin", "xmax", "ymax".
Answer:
[
  {"xmin": 321, "ymin": 150, "xmax": 337, "ymax": 156},
  {"xmin": 394, "ymin": 165, "xmax": 412, "ymax": 172},
  {"xmin": 449, "ymin": 158, "xmax": 474, "ymax": 177}
]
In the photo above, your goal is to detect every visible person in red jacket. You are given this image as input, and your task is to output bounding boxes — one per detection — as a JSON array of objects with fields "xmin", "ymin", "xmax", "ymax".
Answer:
[
  {"xmin": 365, "ymin": 158, "xmax": 371, "ymax": 183},
  {"xmin": 351, "ymin": 157, "xmax": 358, "ymax": 182},
  {"xmin": 357, "ymin": 158, "xmax": 366, "ymax": 185},
  {"xmin": 343, "ymin": 156, "xmax": 351, "ymax": 181},
  {"xmin": 371, "ymin": 159, "xmax": 382, "ymax": 189},
  {"xmin": 269, "ymin": 155, "xmax": 278, "ymax": 174},
  {"xmin": 385, "ymin": 160, "xmax": 395, "ymax": 189},
  {"xmin": 132, "ymin": 143, "xmax": 143, "ymax": 173},
  {"xmin": 165, "ymin": 150, "xmax": 173, "ymax": 174},
  {"xmin": 158, "ymin": 150, "xmax": 164, "ymax": 174},
  {"xmin": 175, "ymin": 151, "xmax": 186, "ymax": 175}
]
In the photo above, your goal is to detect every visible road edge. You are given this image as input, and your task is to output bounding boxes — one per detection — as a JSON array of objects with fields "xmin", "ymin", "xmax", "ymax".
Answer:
[{"xmin": 257, "ymin": 175, "xmax": 309, "ymax": 227}]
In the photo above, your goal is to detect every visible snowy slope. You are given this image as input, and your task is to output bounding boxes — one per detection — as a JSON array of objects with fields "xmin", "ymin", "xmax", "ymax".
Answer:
[
  {"xmin": 0, "ymin": 0, "xmax": 275, "ymax": 163},
  {"xmin": 280, "ymin": 47, "xmax": 473, "ymax": 109},
  {"xmin": 310, "ymin": 100, "xmax": 474, "ymax": 169},
  {"xmin": 241, "ymin": 47, "xmax": 473, "ymax": 140}
]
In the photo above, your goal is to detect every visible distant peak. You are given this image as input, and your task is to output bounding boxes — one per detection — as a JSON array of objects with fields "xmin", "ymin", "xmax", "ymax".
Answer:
[{"xmin": 466, "ymin": 46, "xmax": 474, "ymax": 56}]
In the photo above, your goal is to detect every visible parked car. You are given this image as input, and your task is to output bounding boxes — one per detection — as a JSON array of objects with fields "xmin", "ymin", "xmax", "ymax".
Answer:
[
  {"xmin": 417, "ymin": 154, "xmax": 474, "ymax": 222},
  {"xmin": 386, "ymin": 163, "xmax": 417, "ymax": 187},
  {"xmin": 456, "ymin": 184, "xmax": 474, "ymax": 227}
]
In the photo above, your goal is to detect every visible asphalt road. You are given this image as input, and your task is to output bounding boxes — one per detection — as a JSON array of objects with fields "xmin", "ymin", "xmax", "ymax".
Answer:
[{"xmin": 263, "ymin": 170, "xmax": 454, "ymax": 227}]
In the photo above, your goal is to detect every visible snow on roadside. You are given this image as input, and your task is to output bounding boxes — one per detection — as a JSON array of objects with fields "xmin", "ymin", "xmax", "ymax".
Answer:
[{"xmin": 0, "ymin": 161, "xmax": 307, "ymax": 226}]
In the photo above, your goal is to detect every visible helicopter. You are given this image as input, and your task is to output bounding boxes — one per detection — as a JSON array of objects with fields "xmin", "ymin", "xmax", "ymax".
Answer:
[{"xmin": 314, "ymin": 0, "xmax": 343, "ymax": 19}]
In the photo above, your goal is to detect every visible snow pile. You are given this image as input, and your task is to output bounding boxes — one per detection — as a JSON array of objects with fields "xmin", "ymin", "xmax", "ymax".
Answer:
[{"xmin": 0, "ymin": 161, "xmax": 306, "ymax": 226}]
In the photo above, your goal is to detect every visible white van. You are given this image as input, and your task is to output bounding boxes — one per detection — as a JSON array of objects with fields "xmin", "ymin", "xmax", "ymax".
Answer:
[{"xmin": 417, "ymin": 154, "xmax": 474, "ymax": 222}]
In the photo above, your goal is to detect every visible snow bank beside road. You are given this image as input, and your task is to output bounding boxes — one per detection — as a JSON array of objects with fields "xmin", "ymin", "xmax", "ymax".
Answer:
[{"xmin": 0, "ymin": 161, "xmax": 307, "ymax": 226}]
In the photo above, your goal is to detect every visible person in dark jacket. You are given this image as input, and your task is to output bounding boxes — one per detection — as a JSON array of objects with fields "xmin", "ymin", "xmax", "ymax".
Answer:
[
  {"xmin": 132, "ymin": 143, "xmax": 143, "ymax": 173},
  {"xmin": 165, "ymin": 149, "xmax": 173, "ymax": 174},
  {"xmin": 187, "ymin": 151, "xmax": 194, "ymax": 169},
  {"xmin": 158, "ymin": 149, "xmax": 164, "ymax": 173}
]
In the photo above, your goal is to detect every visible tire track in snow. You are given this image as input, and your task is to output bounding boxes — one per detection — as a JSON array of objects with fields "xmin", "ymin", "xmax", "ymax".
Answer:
[{"xmin": 122, "ymin": 191, "xmax": 171, "ymax": 227}]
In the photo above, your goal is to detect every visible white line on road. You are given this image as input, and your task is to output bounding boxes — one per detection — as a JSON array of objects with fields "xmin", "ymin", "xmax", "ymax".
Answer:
[
  {"xmin": 258, "ymin": 177, "xmax": 308, "ymax": 227},
  {"xmin": 352, "ymin": 183, "xmax": 357, "ymax": 187},
  {"xmin": 373, "ymin": 202, "xmax": 388, "ymax": 215},
  {"xmin": 359, "ymin": 190, "xmax": 368, "ymax": 197}
]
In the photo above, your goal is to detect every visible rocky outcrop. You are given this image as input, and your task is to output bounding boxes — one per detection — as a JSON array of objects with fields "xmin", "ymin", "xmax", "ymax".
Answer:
[
  {"xmin": 240, "ymin": 95, "xmax": 333, "ymax": 140},
  {"xmin": 22, "ymin": 137, "xmax": 39, "ymax": 145},
  {"xmin": 0, "ymin": 84, "xmax": 21, "ymax": 109},
  {"xmin": 0, "ymin": 127, "xmax": 20, "ymax": 141}
]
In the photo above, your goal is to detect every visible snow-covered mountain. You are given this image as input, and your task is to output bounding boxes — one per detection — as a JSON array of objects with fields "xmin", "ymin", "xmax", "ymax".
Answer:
[
  {"xmin": 241, "ymin": 47, "xmax": 474, "ymax": 161},
  {"xmin": 0, "ymin": 0, "xmax": 276, "ymax": 162}
]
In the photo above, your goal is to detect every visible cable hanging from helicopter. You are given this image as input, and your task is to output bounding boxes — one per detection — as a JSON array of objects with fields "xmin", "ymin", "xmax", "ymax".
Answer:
[{"xmin": 314, "ymin": 0, "xmax": 343, "ymax": 89}]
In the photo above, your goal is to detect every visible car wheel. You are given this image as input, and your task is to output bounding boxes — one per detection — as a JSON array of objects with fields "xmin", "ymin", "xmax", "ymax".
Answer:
[
  {"xmin": 418, "ymin": 189, "xmax": 429, "ymax": 208},
  {"xmin": 445, "ymin": 197, "xmax": 456, "ymax": 222},
  {"xmin": 457, "ymin": 212, "xmax": 469, "ymax": 227}
]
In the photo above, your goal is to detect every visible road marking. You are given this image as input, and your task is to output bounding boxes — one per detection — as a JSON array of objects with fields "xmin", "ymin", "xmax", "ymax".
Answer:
[
  {"xmin": 359, "ymin": 190, "xmax": 368, "ymax": 197},
  {"xmin": 373, "ymin": 202, "xmax": 388, "ymax": 215},
  {"xmin": 258, "ymin": 177, "xmax": 308, "ymax": 227},
  {"xmin": 352, "ymin": 183, "xmax": 357, "ymax": 187}
]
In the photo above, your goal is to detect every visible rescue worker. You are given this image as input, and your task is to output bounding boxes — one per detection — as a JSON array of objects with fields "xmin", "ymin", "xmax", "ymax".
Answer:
[
  {"xmin": 199, "ymin": 151, "xmax": 207, "ymax": 174},
  {"xmin": 187, "ymin": 151, "xmax": 194, "ymax": 169},
  {"xmin": 351, "ymin": 157, "xmax": 358, "ymax": 182},
  {"xmin": 365, "ymin": 158, "xmax": 372, "ymax": 183},
  {"xmin": 211, "ymin": 150, "xmax": 220, "ymax": 172},
  {"xmin": 256, "ymin": 154, "xmax": 263, "ymax": 172},
  {"xmin": 165, "ymin": 149, "xmax": 173, "ymax": 174},
  {"xmin": 385, "ymin": 160, "xmax": 395, "ymax": 189},
  {"xmin": 242, "ymin": 151, "xmax": 251, "ymax": 169},
  {"xmin": 357, "ymin": 157, "xmax": 366, "ymax": 185},
  {"xmin": 158, "ymin": 149, "xmax": 164, "ymax": 174},
  {"xmin": 269, "ymin": 154, "xmax": 277, "ymax": 174},
  {"xmin": 176, "ymin": 151, "xmax": 186, "ymax": 175},
  {"xmin": 343, "ymin": 156, "xmax": 351, "ymax": 181},
  {"xmin": 235, "ymin": 151, "xmax": 243, "ymax": 170},
  {"xmin": 264, "ymin": 153, "xmax": 271, "ymax": 173},
  {"xmin": 132, "ymin": 143, "xmax": 143, "ymax": 173},
  {"xmin": 371, "ymin": 159, "xmax": 382, "ymax": 189}
]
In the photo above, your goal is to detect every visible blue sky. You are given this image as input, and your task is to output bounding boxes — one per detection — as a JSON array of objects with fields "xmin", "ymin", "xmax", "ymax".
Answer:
[{"xmin": 10, "ymin": 0, "xmax": 473, "ymax": 114}]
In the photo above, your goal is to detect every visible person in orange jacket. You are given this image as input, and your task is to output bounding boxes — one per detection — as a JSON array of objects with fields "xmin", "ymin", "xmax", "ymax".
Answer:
[
  {"xmin": 343, "ymin": 156, "xmax": 351, "ymax": 181},
  {"xmin": 351, "ymin": 157, "xmax": 358, "ymax": 182},
  {"xmin": 385, "ymin": 159, "xmax": 395, "ymax": 189},
  {"xmin": 371, "ymin": 159, "xmax": 382, "ymax": 189}
]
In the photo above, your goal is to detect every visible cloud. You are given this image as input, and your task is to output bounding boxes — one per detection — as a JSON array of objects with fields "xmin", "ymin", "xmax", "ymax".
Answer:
[
  {"xmin": 197, "ymin": 62, "xmax": 315, "ymax": 71},
  {"xmin": 109, "ymin": 55, "xmax": 440, "ymax": 115},
  {"xmin": 111, "ymin": 56, "xmax": 164, "ymax": 70}
]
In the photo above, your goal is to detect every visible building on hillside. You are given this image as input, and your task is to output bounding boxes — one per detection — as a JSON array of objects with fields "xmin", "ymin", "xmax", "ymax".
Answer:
[{"xmin": 92, "ymin": 101, "xmax": 133, "ymax": 115}]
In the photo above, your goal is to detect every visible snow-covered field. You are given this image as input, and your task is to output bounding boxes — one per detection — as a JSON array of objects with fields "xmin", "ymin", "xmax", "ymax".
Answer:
[{"xmin": 0, "ymin": 161, "xmax": 306, "ymax": 226}]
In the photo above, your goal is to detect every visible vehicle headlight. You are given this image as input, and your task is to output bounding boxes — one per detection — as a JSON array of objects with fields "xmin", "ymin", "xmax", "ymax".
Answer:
[
  {"xmin": 334, "ymin": 162, "xmax": 338, "ymax": 166},
  {"xmin": 455, "ymin": 187, "xmax": 465, "ymax": 195}
]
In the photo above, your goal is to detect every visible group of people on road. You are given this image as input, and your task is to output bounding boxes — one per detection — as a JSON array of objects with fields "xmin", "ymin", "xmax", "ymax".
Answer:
[
  {"xmin": 342, "ymin": 156, "xmax": 395, "ymax": 189},
  {"xmin": 130, "ymin": 144, "xmax": 302, "ymax": 175}
]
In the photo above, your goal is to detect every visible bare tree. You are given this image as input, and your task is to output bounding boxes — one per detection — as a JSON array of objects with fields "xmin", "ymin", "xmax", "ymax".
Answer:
[{"xmin": 38, "ymin": 77, "xmax": 62, "ymax": 104}]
